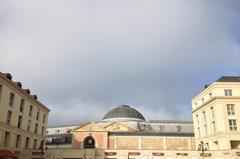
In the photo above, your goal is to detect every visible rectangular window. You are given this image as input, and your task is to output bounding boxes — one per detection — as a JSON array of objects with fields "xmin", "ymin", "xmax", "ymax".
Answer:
[
  {"xmin": 229, "ymin": 119, "xmax": 237, "ymax": 131},
  {"xmin": 205, "ymin": 143, "xmax": 209, "ymax": 150},
  {"xmin": 227, "ymin": 104, "xmax": 235, "ymax": 115},
  {"xmin": 212, "ymin": 121, "xmax": 216, "ymax": 133},
  {"xmin": 210, "ymin": 107, "xmax": 214, "ymax": 118},
  {"xmin": 25, "ymin": 137, "xmax": 29, "ymax": 149},
  {"xmin": 225, "ymin": 89, "xmax": 232, "ymax": 96},
  {"xmin": 35, "ymin": 123, "xmax": 38, "ymax": 134},
  {"xmin": 4, "ymin": 131, "xmax": 10, "ymax": 147},
  {"xmin": 36, "ymin": 111, "xmax": 39, "ymax": 120},
  {"xmin": 196, "ymin": 115, "xmax": 199, "ymax": 126},
  {"xmin": 41, "ymin": 126, "xmax": 45, "ymax": 136},
  {"xmin": 16, "ymin": 135, "xmax": 21, "ymax": 148},
  {"xmin": 18, "ymin": 115, "xmax": 23, "ymax": 128},
  {"xmin": 204, "ymin": 124, "xmax": 208, "ymax": 135},
  {"xmin": 0, "ymin": 85, "xmax": 2, "ymax": 102},
  {"xmin": 27, "ymin": 120, "xmax": 31, "ymax": 131},
  {"xmin": 20, "ymin": 99, "xmax": 24, "ymax": 113},
  {"xmin": 9, "ymin": 92, "xmax": 15, "ymax": 107},
  {"xmin": 29, "ymin": 105, "xmax": 33, "ymax": 117},
  {"xmin": 203, "ymin": 111, "xmax": 206, "ymax": 123},
  {"xmin": 197, "ymin": 127, "xmax": 200, "ymax": 137},
  {"xmin": 6, "ymin": 110, "xmax": 12, "ymax": 124},
  {"xmin": 43, "ymin": 114, "xmax": 46, "ymax": 123},
  {"xmin": 33, "ymin": 139, "xmax": 37, "ymax": 149}
]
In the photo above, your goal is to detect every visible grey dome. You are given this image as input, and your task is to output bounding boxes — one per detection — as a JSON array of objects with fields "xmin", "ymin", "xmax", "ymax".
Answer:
[{"xmin": 103, "ymin": 105, "xmax": 145, "ymax": 121}]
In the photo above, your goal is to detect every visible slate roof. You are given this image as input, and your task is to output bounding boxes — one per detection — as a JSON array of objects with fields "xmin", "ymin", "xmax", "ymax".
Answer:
[
  {"xmin": 103, "ymin": 105, "xmax": 145, "ymax": 121},
  {"xmin": 109, "ymin": 131, "xmax": 194, "ymax": 137},
  {"xmin": 149, "ymin": 120, "xmax": 193, "ymax": 124},
  {"xmin": 47, "ymin": 120, "xmax": 194, "ymax": 136},
  {"xmin": 216, "ymin": 76, "xmax": 240, "ymax": 82}
]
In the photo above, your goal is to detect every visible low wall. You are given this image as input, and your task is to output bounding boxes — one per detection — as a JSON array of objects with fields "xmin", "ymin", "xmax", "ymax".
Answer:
[{"xmin": 22, "ymin": 148, "xmax": 240, "ymax": 159}]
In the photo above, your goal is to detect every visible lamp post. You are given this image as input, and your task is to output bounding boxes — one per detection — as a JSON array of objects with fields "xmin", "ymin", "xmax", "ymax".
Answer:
[{"xmin": 198, "ymin": 141, "xmax": 207, "ymax": 159}]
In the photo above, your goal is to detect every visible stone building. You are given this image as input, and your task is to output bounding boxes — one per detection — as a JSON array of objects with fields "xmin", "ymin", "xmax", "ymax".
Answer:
[
  {"xmin": 43, "ymin": 105, "xmax": 197, "ymax": 158},
  {"xmin": 0, "ymin": 72, "xmax": 50, "ymax": 159},
  {"xmin": 42, "ymin": 76, "xmax": 240, "ymax": 159},
  {"xmin": 192, "ymin": 76, "xmax": 240, "ymax": 150},
  {"xmin": 72, "ymin": 105, "xmax": 195, "ymax": 151}
]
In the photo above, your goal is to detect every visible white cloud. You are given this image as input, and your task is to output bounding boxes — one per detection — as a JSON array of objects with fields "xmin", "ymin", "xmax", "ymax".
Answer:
[{"xmin": 0, "ymin": 1, "xmax": 240, "ymax": 125}]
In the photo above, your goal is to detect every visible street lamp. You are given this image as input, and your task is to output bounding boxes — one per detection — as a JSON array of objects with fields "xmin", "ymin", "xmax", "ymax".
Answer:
[{"xmin": 198, "ymin": 141, "xmax": 208, "ymax": 159}]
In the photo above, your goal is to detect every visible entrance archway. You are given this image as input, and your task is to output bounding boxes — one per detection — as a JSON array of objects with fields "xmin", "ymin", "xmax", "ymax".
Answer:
[{"xmin": 83, "ymin": 136, "xmax": 95, "ymax": 148}]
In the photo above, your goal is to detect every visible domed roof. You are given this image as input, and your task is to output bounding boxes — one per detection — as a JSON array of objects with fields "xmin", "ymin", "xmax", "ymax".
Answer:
[{"xmin": 103, "ymin": 105, "xmax": 145, "ymax": 121}]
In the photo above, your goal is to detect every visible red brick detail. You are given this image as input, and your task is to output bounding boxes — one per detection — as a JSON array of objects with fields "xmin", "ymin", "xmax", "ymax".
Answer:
[
  {"xmin": 95, "ymin": 134, "xmax": 104, "ymax": 148},
  {"xmin": 108, "ymin": 138, "xmax": 114, "ymax": 149}
]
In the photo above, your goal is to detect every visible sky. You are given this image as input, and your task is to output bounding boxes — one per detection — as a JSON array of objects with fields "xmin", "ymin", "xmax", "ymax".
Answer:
[{"xmin": 0, "ymin": 1, "xmax": 240, "ymax": 126}]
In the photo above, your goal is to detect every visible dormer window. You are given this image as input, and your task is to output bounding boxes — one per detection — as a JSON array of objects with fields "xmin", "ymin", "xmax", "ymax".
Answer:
[
  {"xmin": 159, "ymin": 125, "xmax": 165, "ymax": 131},
  {"xmin": 142, "ymin": 124, "xmax": 148, "ymax": 131},
  {"xmin": 176, "ymin": 126, "xmax": 182, "ymax": 132},
  {"xmin": 66, "ymin": 129, "xmax": 72, "ymax": 133},
  {"xmin": 55, "ymin": 129, "xmax": 60, "ymax": 134}
]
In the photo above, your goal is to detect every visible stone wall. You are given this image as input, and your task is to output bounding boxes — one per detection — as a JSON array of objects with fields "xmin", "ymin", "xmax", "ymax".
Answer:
[
  {"xmin": 141, "ymin": 137, "xmax": 164, "ymax": 149},
  {"xmin": 117, "ymin": 136, "xmax": 139, "ymax": 149},
  {"xmin": 107, "ymin": 136, "xmax": 194, "ymax": 150}
]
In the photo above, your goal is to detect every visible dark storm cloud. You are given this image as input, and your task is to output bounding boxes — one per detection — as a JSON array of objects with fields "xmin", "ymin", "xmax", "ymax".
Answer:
[{"xmin": 0, "ymin": 1, "xmax": 240, "ymax": 126}]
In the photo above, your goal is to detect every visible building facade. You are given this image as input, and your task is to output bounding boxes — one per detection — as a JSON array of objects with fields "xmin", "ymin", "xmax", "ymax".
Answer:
[
  {"xmin": 41, "ymin": 105, "xmax": 198, "ymax": 158},
  {"xmin": 192, "ymin": 76, "xmax": 240, "ymax": 151},
  {"xmin": 0, "ymin": 72, "xmax": 50, "ymax": 158},
  {"xmin": 46, "ymin": 105, "xmax": 195, "ymax": 151}
]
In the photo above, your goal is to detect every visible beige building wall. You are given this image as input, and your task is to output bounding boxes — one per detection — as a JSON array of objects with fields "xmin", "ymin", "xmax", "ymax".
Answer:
[
  {"xmin": 192, "ymin": 80, "xmax": 240, "ymax": 150},
  {"xmin": 114, "ymin": 136, "xmax": 195, "ymax": 150},
  {"xmin": 141, "ymin": 136, "xmax": 164, "ymax": 149},
  {"xmin": 0, "ymin": 73, "xmax": 50, "ymax": 158}
]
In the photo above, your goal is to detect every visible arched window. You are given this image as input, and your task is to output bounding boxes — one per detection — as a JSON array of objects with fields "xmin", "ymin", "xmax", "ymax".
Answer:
[{"xmin": 83, "ymin": 136, "xmax": 95, "ymax": 148}]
